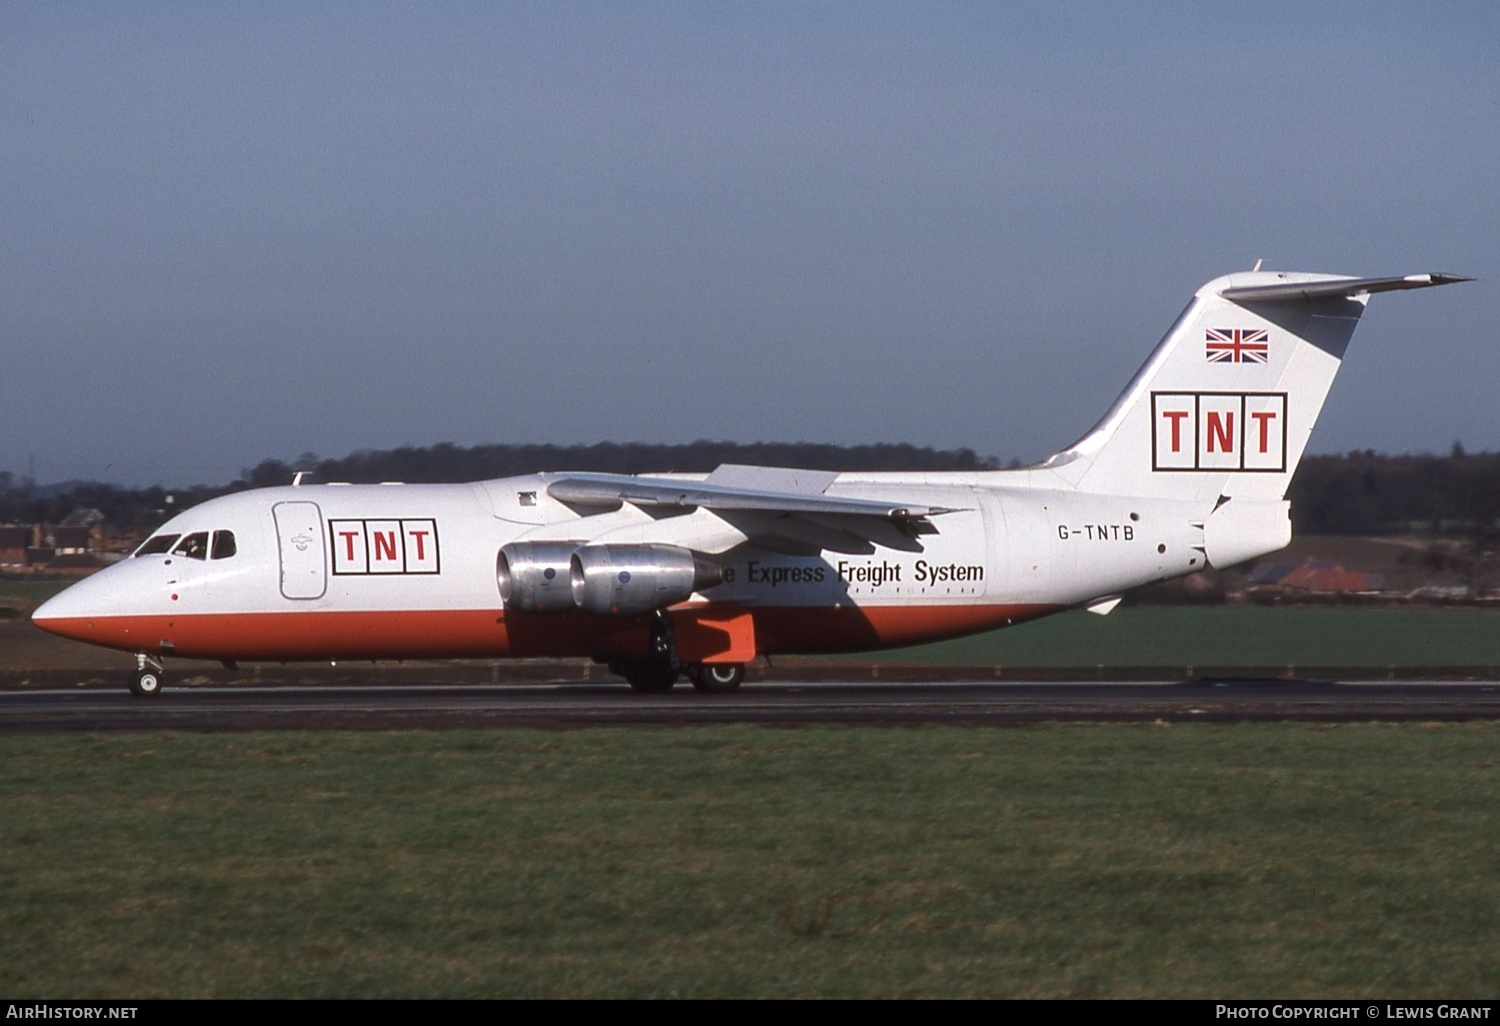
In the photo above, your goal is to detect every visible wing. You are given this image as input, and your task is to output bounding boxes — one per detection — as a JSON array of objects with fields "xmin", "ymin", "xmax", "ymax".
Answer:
[
  {"xmin": 547, "ymin": 470, "xmax": 956, "ymax": 520},
  {"xmin": 539, "ymin": 464, "xmax": 963, "ymax": 555}
]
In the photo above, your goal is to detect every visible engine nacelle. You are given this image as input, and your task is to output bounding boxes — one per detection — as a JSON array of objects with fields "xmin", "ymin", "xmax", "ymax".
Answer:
[
  {"xmin": 570, "ymin": 544, "xmax": 725, "ymax": 616},
  {"xmin": 497, "ymin": 542, "xmax": 578, "ymax": 613}
]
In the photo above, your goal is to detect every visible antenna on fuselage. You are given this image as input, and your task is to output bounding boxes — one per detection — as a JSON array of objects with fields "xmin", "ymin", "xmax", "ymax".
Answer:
[{"xmin": 292, "ymin": 471, "xmax": 306, "ymax": 487}]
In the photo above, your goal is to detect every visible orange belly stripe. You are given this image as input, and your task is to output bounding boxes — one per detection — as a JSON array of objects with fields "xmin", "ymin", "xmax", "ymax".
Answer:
[{"xmin": 35, "ymin": 602, "xmax": 1061, "ymax": 663}]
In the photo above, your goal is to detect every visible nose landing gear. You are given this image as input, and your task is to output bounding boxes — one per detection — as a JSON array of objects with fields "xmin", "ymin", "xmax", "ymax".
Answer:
[{"xmin": 128, "ymin": 654, "xmax": 164, "ymax": 697}]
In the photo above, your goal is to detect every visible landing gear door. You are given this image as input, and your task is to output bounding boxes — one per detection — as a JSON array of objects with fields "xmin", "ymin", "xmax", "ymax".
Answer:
[{"xmin": 273, "ymin": 501, "xmax": 327, "ymax": 600}]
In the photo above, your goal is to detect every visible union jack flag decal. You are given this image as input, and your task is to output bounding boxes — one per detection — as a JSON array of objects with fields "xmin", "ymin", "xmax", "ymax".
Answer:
[{"xmin": 1206, "ymin": 328, "xmax": 1269, "ymax": 363}]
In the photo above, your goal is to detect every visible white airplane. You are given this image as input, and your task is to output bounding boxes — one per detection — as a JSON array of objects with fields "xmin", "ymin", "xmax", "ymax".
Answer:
[{"xmin": 33, "ymin": 269, "xmax": 1470, "ymax": 696}]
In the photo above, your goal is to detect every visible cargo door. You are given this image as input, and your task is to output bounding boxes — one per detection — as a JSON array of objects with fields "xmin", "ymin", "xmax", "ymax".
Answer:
[
  {"xmin": 273, "ymin": 501, "xmax": 327, "ymax": 600},
  {"xmin": 473, "ymin": 480, "xmax": 549, "ymax": 525},
  {"xmin": 976, "ymin": 489, "xmax": 1008, "ymax": 596}
]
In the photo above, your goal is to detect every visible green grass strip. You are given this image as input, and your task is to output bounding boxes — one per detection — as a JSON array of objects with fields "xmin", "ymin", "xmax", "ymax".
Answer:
[
  {"xmin": 2, "ymin": 725, "xmax": 1497, "ymax": 998},
  {"xmin": 857, "ymin": 607, "xmax": 1500, "ymax": 669},
  {"xmin": 0, "ymin": 579, "xmax": 70, "ymax": 607}
]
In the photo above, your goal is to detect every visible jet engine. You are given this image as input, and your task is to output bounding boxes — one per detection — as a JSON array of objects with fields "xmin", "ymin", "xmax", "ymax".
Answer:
[
  {"xmin": 570, "ymin": 544, "xmax": 724, "ymax": 616},
  {"xmin": 497, "ymin": 542, "xmax": 578, "ymax": 612}
]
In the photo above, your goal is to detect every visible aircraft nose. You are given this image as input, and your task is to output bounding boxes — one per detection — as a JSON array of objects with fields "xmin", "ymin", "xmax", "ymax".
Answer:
[{"xmin": 31, "ymin": 573, "xmax": 120, "ymax": 637}]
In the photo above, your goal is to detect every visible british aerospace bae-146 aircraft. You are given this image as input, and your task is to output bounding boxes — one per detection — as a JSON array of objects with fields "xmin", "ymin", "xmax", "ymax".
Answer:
[{"xmin": 33, "ymin": 269, "xmax": 1470, "ymax": 695}]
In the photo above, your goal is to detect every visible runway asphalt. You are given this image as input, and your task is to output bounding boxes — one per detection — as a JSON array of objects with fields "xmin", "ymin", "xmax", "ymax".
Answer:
[{"xmin": 3, "ymin": 678, "xmax": 1499, "ymax": 731}]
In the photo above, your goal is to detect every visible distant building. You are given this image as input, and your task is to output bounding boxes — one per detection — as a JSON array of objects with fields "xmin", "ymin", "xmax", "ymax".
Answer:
[
  {"xmin": 0, "ymin": 516, "xmax": 112, "ymax": 571},
  {"xmin": 0, "ymin": 527, "xmax": 30, "ymax": 567},
  {"xmin": 60, "ymin": 508, "xmax": 106, "ymax": 529},
  {"xmin": 61, "ymin": 508, "xmax": 109, "ymax": 549},
  {"xmin": 49, "ymin": 525, "xmax": 91, "ymax": 555},
  {"xmin": 1247, "ymin": 558, "xmax": 1385, "ymax": 594}
]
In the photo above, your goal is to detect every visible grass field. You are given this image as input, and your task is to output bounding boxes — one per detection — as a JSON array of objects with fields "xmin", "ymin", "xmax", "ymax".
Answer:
[
  {"xmin": 852, "ymin": 606, "xmax": 1500, "ymax": 671},
  {"xmin": 3, "ymin": 725, "xmax": 1497, "ymax": 998},
  {"xmin": 0, "ymin": 578, "xmax": 70, "ymax": 608},
  {"xmin": 10, "ymin": 602, "xmax": 1500, "ymax": 677}
]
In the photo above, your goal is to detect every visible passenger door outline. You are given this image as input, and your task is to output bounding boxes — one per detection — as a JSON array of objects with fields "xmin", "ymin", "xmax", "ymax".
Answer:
[{"xmin": 272, "ymin": 501, "xmax": 327, "ymax": 600}]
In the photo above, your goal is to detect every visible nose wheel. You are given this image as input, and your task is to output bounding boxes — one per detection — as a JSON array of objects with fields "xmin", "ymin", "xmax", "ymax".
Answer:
[{"xmin": 128, "ymin": 655, "xmax": 164, "ymax": 697}]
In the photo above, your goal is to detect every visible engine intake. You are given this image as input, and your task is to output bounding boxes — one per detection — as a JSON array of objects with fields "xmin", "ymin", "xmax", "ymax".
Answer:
[
  {"xmin": 570, "ymin": 544, "xmax": 724, "ymax": 616},
  {"xmin": 497, "ymin": 542, "xmax": 578, "ymax": 613}
]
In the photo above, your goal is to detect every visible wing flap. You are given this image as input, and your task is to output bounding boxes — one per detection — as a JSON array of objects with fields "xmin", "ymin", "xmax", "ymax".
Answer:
[{"xmin": 703, "ymin": 463, "xmax": 839, "ymax": 495}]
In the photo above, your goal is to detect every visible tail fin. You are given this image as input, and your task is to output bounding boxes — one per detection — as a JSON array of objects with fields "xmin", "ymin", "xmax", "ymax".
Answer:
[{"xmin": 1045, "ymin": 271, "xmax": 1470, "ymax": 502}]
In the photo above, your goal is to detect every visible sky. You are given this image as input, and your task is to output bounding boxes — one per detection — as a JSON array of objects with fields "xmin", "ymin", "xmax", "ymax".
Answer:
[{"xmin": 2, "ymin": 2, "xmax": 1497, "ymax": 487}]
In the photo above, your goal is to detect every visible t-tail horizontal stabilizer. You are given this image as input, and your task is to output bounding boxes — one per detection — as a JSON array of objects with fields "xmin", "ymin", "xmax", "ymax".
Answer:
[{"xmin": 1218, "ymin": 272, "xmax": 1472, "ymax": 303}]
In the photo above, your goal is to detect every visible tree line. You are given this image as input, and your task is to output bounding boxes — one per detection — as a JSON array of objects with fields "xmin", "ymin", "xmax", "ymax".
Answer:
[
  {"xmin": 2, "ymin": 444, "xmax": 1498, "ymax": 540},
  {"xmin": 1287, "ymin": 448, "xmax": 1500, "ymax": 539}
]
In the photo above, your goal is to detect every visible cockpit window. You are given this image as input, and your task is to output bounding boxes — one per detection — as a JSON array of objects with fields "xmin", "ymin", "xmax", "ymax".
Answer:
[
  {"xmin": 135, "ymin": 534, "xmax": 181, "ymax": 557},
  {"xmin": 171, "ymin": 532, "xmax": 210, "ymax": 561},
  {"xmin": 211, "ymin": 530, "xmax": 237, "ymax": 560}
]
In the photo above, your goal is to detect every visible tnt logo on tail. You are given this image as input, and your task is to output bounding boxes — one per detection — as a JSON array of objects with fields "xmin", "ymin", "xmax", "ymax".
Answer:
[{"xmin": 1151, "ymin": 392, "xmax": 1286, "ymax": 472}]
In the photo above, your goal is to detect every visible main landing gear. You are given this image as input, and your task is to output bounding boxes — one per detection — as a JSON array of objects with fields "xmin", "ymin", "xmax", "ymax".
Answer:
[
  {"xmin": 688, "ymin": 663, "xmax": 745, "ymax": 693},
  {"xmin": 607, "ymin": 611, "xmax": 747, "ymax": 694},
  {"xmin": 611, "ymin": 660, "xmax": 679, "ymax": 693},
  {"xmin": 129, "ymin": 654, "xmax": 164, "ymax": 697},
  {"xmin": 608, "ymin": 660, "xmax": 747, "ymax": 694}
]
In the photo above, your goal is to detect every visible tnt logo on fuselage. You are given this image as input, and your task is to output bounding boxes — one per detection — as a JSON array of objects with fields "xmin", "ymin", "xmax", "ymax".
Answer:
[
  {"xmin": 330, "ymin": 519, "xmax": 440, "ymax": 575},
  {"xmin": 1151, "ymin": 391, "xmax": 1287, "ymax": 472}
]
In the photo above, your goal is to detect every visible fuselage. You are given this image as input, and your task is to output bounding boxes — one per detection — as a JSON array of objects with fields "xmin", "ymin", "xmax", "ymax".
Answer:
[
  {"xmin": 31, "ymin": 471, "xmax": 1212, "ymax": 664},
  {"xmin": 44, "ymin": 266, "xmax": 1459, "ymax": 676}
]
